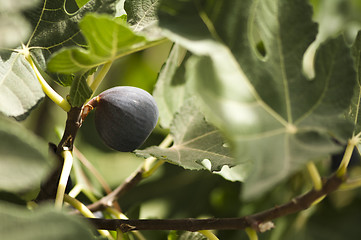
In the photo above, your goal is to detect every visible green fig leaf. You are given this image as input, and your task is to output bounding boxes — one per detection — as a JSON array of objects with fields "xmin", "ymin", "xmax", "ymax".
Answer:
[
  {"xmin": 0, "ymin": 52, "xmax": 44, "ymax": 120},
  {"xmin": 0, "ymin": 116, "xmax": 54, "ymax": 192},
  {"xmin": 153, "ymin": 44, "xmax": 193, "ymax": 128},
  {"xmin": 157, "ymin": 0, "xmax": 356, "ymax": 198},
  {"xmin": 47, "ymin": 13, "xmax": 149, "ymax": 74},
  {"xmin": 124, "ymin": 0, "xmax": 163, "ymax": 40},
  {"xmin": 137, "ymin": 101, "xmax": 235, "ymax": 171}
]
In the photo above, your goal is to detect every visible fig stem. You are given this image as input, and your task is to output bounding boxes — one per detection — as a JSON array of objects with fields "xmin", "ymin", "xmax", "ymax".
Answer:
[{"xmin": 55, "ymin": 150, "xmax": 73, "ymax": 209}]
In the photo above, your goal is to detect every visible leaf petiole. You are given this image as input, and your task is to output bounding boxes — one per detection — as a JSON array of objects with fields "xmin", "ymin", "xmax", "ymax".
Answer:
[
  {"xmin": 89, "ymin": 61, "xmax": 113, "ymax": 94},
  {"xmin": 306, "ymin": 162, "xmax": 325, "ymax": 205},
  {"xmin": 336, "ymin": 137, "xmax": 359, "ymax": 178},
  {"xmin": 19, "ymin": 46, "xmax": 71, "ymax": 112},
  {"xmin": 306, "ymin": 162, "xmax": 322, "ymax": 191}
]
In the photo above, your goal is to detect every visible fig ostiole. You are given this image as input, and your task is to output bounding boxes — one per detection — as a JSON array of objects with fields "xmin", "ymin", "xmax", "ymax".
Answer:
[{"xmin": 85, "ymin": 86, "xmax": 159, "ymax": 152}]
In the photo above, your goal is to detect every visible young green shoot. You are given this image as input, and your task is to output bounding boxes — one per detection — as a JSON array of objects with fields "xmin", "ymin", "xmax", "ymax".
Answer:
[{"xmin": 55, "ymin": 150, "xmax": 74, "ymax": 209}]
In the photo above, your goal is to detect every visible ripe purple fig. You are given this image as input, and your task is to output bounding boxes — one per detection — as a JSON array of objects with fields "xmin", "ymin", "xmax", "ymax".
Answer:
[{"xmin": 87, "ymin": 86, "xmax": 159, "ymax": 152}]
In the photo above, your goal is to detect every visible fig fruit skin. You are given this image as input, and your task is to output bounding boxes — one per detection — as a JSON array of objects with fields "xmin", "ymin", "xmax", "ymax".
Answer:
[{"xmin": 93, "ymin": 86, "xmax": 159, "ymax": 152}]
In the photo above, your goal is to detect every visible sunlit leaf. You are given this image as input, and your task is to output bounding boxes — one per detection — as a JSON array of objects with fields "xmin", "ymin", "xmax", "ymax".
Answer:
[
  {"xmin": 137, "ymin": 101, "xmax": 235, "ymax": 171},
  {"xmin": 24, "ymin": 0, "xmax": 117, "ymax": 64},
  {"xmin": 47, "ymin": 14, "xmax": 147, "ymax": 74},
  {"xmin": 68, "ymin": 72, "xmax": 93, "ymax": 107},
  {"xmin": 0, "ymin": 52, "xmax": 44, "ymax": 120},
  {"xmin": 21, "ymin": 0, "xmax": 116, "ymax": 87}
]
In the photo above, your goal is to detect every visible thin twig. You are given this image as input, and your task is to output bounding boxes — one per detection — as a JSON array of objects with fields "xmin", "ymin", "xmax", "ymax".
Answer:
[
  {"xmin": 86, "ymin": 166, "xmax": 145, "ymax": 212},
  {"xmin": 87, "ymin": 173, "xmax": 344, "ymax": 232},
  {"xmin": 73, "ymin": 146, "xmax": 121, "ymax": 211},
  {"xmin": 86, "ymin": 135, "xmax": 173, "ymax": 212},
  {"xmin": 73, "ymin": 147, "xmax": 113, "ymax": 194}
]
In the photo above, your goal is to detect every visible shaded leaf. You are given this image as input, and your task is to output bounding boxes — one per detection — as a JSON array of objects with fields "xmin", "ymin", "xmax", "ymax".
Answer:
[
  {"xmin": 0, "ymin": 116, "xmax": 54, "ymax": 192},
  {"xmin": 0, "ymin": 52, "xmax": 44, "ymax": 120},
  {"xmin": 158, "ymin": 0, "xmax": 356, "ymax": 198},
  {"xmin": 137, "ymin": 101, "xmax": 235, "ymax": 171},
  {"xmin": 47, "ymin": 14, "xmax": 147, "ymax": 74},
  {"xmin": 68, "ymin": 72, "xmax": 93, "ymax": 107},
  {"xmin": 153, "ymin": 44, "xmax": 193, "ymax": 128},
  {"xmin": 349, "ymin": 30, "xmax": 361, "ymax": 134},
  {"xmin": 0, "ymin": 191, "xmax": 27, "ymax": 206},
  {"xmin": 0, "ymin": 202, "xmax": 95, "ymax": 240}
]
